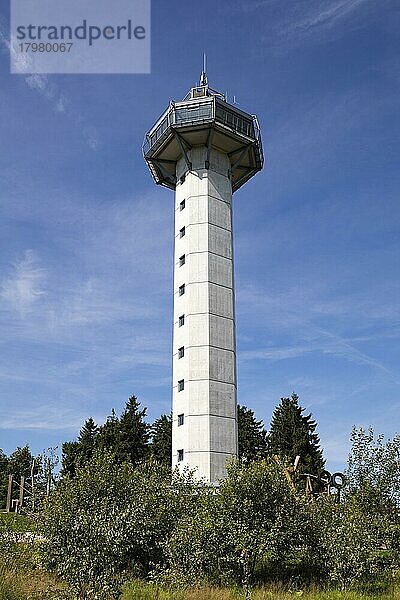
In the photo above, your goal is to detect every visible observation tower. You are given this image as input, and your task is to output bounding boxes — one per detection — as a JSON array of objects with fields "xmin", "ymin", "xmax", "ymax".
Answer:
[{"xmin": 143, "ymin": 68, "xmax": 263, "ymax": 483}]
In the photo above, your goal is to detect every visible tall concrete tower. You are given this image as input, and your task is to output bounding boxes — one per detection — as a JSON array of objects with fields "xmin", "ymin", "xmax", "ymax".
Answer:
[{"xmin": 143, "ymin": 70, "xmax": 263, "ymax": 484}]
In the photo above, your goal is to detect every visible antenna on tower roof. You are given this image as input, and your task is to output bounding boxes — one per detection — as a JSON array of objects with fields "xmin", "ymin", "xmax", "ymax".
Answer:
[{"xmin": 200, "ymin": 53, "xmax": 208, "ymax": 86}]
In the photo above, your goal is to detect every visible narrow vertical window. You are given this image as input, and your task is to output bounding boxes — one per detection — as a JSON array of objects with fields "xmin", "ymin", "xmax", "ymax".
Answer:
[
  {"xmin": 179, "ymin": 254, "xmax": 185, "ymax": 267},
  {"xmin": 178, "ymin": 284, "xmax": 185, "ymax": 296},
  {"xmin": 178, "ymin": 449, "xmax": 184, "ymax": 461},
  {"xmin": 179, "ymin": 226, "xmax": 185, "ymax": 238},
  {"xmin": 180, "ymin": 199, "xmax": 185, "ymax": 211},
  {"xmin": 179, "ymin": 315, "xmax": 185, "ymax": 327},
  {"xmin": 178, "ymin": 414, "xmax": 184, "ymax": 426},
  {"xmin": 178, "ymin": 379, "xmax": 184, "ymax": 392},
  {"xmin": 178, "ymin": 346, "xmax": 184, "ymax": 359}
]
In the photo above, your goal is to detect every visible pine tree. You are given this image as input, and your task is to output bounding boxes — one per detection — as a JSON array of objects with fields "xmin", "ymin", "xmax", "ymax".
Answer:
[
  {"xmin": 237, "ymin": 405, "xmax": 269, "ymax": 462},
  {"xmin": 78, "ymin": 417, "xmax": 98, "ymax": 463},
  {"xmin": 117, "ymin": 395, "xmax": 150, "ymax": 466},
  {"xmin": 97, "ymin": 409, "xmax": 120, "ymax": 452},
  {"xmin": 268, "ymin": 393, "xmax": 324, "ymax": 474},
  {"xmin": 61, "ymin": 441, "xmax": 80, "ymax": 478},
  {"xmin": 8, "ymin": 445, "xmax": 34, "ymax": 478},
  {"xmin": 150, "ymin": 414, "xmax": 172, "ymax": 467},
  {"xmin": 61, "ymin": 418, "xmax": 98, "ymax": 477}
]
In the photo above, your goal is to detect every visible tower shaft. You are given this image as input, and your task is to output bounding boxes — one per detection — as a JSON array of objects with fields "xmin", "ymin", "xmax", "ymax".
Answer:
[
  {"xmin": 172, "ymin": 147, "xmax": 237, "ymax": 483},
  {"xmin": 143, "ymin": 77, "xmax": 264, "ymax": 483}
]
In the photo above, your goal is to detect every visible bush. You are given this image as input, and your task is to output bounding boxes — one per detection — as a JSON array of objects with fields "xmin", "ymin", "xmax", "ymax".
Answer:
[{"xmin": 41, "ymin": 451, "xmax": 205, "ymax": 599}]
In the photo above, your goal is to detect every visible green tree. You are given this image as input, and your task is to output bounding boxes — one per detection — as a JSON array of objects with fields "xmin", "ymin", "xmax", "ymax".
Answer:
[
  {"xmin": 269, "ymin": 393, "xmax": 324, "ymax": 474},
  {"xmin": 41, "ymin": 451, "xmax": 203, "ymax": 598},
  {"xmin": 61, "ymin": 418, "xmax": 98, "ymax": 478},
  {"xmin": 218, "ymin": 459, "xmax": 297, "ymax": 597},
  {"xmin": 77, "ymin": 417, "xmax": 98, "ymax": 462},
  {"xmin": 61, "ymin": 441, "xmax": 80, "ymax": 478},
  {"xmin": 7, "ymin": 446, "xmax": 34, "ymax": 486},
  {"xmin": 346, "ymin": 426, "xmax": 400, "ymax": 514},
  {"xmin": 102, "ymin": 396, "xmax": 150, "ymax": 466},
  {"xmin": 238, "ymin": 405, "xmax": 268, "ymax": 462},
  {"xmin": 118, "ymin": 396, "xmax": 149, "ymax": 465},
  {"xmin": 164, "ymin": 458, "xmax": 298, "ymax": 597},
  {"xmin": 97, "ymin": 408, "xmax": 120, "ymax": 453},
  {"xmin": 150, "ymin": 414, "xmax": 172, "ymax": 467}
]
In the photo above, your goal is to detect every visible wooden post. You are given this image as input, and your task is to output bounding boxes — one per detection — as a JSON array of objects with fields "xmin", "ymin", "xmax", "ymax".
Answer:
[
  {"xmin": 6, "ymin": 474, "xmax": 13, "ymax": 512},
  {"xmin": 31, "ymin": 459, "xmax": 35, "ymax": 510},
  {"xmin": 19, "ymin": 475, "xmax": 25, "ymax": 509}
]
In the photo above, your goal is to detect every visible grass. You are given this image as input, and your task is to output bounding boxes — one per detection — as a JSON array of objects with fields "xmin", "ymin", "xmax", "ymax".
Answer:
[
  {"xmin": 0, "ymin": 511, "xmax": 34, "ymax": 533},
  {"xmin": 0, "ymin": 512, "xmax": 73, "ymax": 599},
  {"xmin": 121, "ymin": 581, "xmax": 400, "ymax": 600}
]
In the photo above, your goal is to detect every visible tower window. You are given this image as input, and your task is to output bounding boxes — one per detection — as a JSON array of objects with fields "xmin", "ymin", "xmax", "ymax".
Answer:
[
  {"xmin": 178, "ymin": 449, "xmax": 184, "ymax": 462},
  {"xmin": 178, "ymin": 284, "xmax": 185, "ymax": 296},
  {"xmin": 179, "ymin": 314, "xmax": 185, "ymax": 327},
  {"xmin": 178, "ymin": 414, "xmax": 184, "ymax": 426},
  {"xmin": 178, "ymin": 346, "xmax": 184, "ymax": 359},
  {"xmin": 179, "ymin": 226, "xmax": 185, "ymax": 238},
  {"xmin": 178, "ymin": 379, "xmax": 184, "ymax": 392},
  {"xmin": 180, "ymin": 199, "xmax": 185, "ymax": 211},
  {"xmin": 179, "ymin": 254, "xmax": 185, "ymax": 267}
]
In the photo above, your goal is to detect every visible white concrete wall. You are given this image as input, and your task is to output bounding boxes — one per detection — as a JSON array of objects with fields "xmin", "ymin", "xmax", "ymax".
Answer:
[{"xmin": 171, "ymin": 146, "xmax": 238, "ymax": 484}]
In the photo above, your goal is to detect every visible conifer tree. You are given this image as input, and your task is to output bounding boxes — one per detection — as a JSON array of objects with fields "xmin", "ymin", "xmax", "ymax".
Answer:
[
  {"xmin": 150, "ymin": 414, "xmax": 172, "ymax": 467},
  {"xmin": 62, "ymin": 418, "xmax": 98, "ymax": 477},
  {"xmin": 269, "ymin": 393, "xmax": 324, "ymax": 474},
  {"xmin": 237, "ymin": 405, "xmax": 269, "ymax": 462},
  {"xmin": 77, "ymin": 417, "xmax": 98, "ymax": 463},
  {"xmin": 97, "ymin": 409, "xmax": 120, "ymax": 452},
  {"xmin": 96, "ymin": 396, "xmax": 150, "ymax": 467},
  {"xmin": 61, "ymin": 441, "xmax": 80, "ymax": 478}
]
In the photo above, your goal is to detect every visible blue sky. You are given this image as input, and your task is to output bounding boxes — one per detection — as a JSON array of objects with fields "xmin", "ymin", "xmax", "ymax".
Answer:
[{"xmin": 0, "ymin": 0, "xmax": 399, "ymax": 471}]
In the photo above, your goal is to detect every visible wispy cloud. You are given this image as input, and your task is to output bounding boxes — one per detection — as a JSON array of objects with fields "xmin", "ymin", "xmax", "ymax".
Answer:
[
  {"xmin": 237, "ymin": 282, "xmax": 400, "ymax": 385},
  {"xmin": 286, "ymin": 0, "xmax": 367, "ymax": 35},
  {"xmin": 0, "ymin": 403, "xmax": 85, "ymax": 432},
  {"xmin": 231, "ymin": 0, "xmax": 388, "ymax": 51},
  {"xmin": 1, "ymin": 250, "xmax": 46, "ymax": 315},
  {"xmin": 0, "ymin": 20, "xmax": 101, "ymax": 150},
  {"xmin": 0, "ymin": 184, "xmax": 174, "ymax": 434}
]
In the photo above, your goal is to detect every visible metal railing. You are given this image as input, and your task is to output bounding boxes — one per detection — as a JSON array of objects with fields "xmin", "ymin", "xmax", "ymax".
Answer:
[{"xmin": 143, "ymin": 96, "xmax": 260, "ymax": 156}]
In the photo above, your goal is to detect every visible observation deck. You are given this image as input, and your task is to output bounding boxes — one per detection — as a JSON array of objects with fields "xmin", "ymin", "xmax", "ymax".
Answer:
[{"xmin": 143, "ymin": 82, "xmax": 264, "ymax": 193}]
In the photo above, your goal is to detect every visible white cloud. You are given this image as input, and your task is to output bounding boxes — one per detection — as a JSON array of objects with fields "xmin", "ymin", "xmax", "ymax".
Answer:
[
  {"xmin": 1, "ymin": 250, "xmax": 46, "ymax": 315},
  {"xmin": 237, "ymin": 281, "xmax": 400, "ymax": 384},
  {"xmin": 288, "ymin": 0, "xmax": 367, "ymax": 34},
  {"xmin": 232, "ymin": 0, "xmax": 391, "ymax": 52},
  {"xmin": 0, "ymin": 21, "xmax": 101, "ymax": 150}
]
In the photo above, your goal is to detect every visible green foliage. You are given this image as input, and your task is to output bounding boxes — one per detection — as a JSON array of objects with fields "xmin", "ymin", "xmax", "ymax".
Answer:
[
  {"xmin": 218, "ymin": 459, "xmax": 296, "ymax": 591},
  {"xmin": 5, "ymin": 396, "xmax": 400, "ymax": 598},
  {"xmin": 41, "ymin": 451, "xmax": 204, "ymax": 599},
  {"xmin": 110, "ymin": 395, "xmax": 150, "ymax": 466},
  {"xmin": 237, "ymin": 406, "xmax": 269, "ymax": 462},
  {"xmin": 150, "ymin": 414, "xmax": 172, "ymax": 467},
  {"xmin": 62, "ymin": 395, "xmax": 150, "ymax": 477},
  {"xmin": 346, "ymin": 427, "xmax": 400, "ymax": 514},
  {"xmin": 162, "ymin": 458, "xmax": 300, "ymax": 596},
  {"xmin": 61, "ymin": 418, "xmax": 99, "ymax": 478},
  {"xmin": 269, "ymin": 394, "xmax": 324, "ymax": 475}
]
